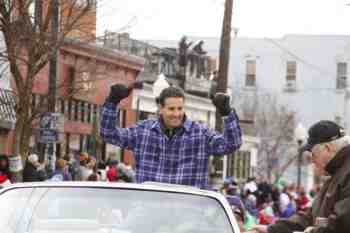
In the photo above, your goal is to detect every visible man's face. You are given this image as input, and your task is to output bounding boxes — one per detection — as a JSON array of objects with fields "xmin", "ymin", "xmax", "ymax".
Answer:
[
  {"xmin": 159, "ymin": 97, "xmax": 185, "ymax": 129},
  {"xmin": 311, "ymin": 143, "xmax": 335, "ymax": 176}
]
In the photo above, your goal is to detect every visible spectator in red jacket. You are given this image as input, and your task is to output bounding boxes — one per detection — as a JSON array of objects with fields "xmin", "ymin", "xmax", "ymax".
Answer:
[
  {"xmin": 0, "ymin": 155, "xmax": 10, "ymax": 186},
  {"xmin": 106, "ymin": 160, "xmax": 119, "ymax": 182}
]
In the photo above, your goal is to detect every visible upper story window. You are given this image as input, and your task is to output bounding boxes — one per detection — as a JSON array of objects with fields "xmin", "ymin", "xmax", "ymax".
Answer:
[
  {"xmin": 245, "ymin": 60, "xmax": 256, "ymax": 87},
  {"xmin": 285, "ymin": 61, "xmax": 297, "ymax": 91},
  {"xmin": 67, "ymin": 66, "xmax": 76, "ymax": 97},
  {"xmin": 337, "ymin": 62, "xmax": 347, "ymax": 89},
  {"xmin": 81, "ymin": 71, "xmax": 93, "ymax": 91},
  {"xmin": 286, "ymin": 61, "xmax": 297, "ymax": 81}
]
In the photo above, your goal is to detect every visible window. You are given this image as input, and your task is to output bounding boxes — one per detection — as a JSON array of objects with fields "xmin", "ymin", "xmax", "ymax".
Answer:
[
  {"xmin": 68, "ymin": 99, "xmax": 72, "ymax": 120},
  {"xmin": 60, "ymin": 99, "xmax": 65, "ymax": 114},
  {"xmin": 337, "ymin": 62, "xmax": 347, "ymax": 89},
  {"xmin": 80, "ymin": 101, "xmax": 85, "ymax": 122},
  {"xmin": 286, "ymin": 61, "xmax": 297, "ymax": 81},
  {"xmin": 245, "ymin": 60, "xmax": 256, "ymax": 87},
  {"xmin": 81, "ymin": 72, "xmax": 93, "ymax": 91},
  {"xmin": 228, "ymin": 151, "xmax": 251, "ymax": 181},
  {"xmin": 74, "ymin": 100, "xmax": 79, "ymax": 121},
  {"xmin": 26, "ymin": 187, "xmax": 234, "ymax": 233},
  {"xmin": 285, "ymin": 61, "xmax": 297, "ymax": 91},
  {"xmin": 68, "ymin": 67, "xmax": 76, "ymax": 97},
  {"xmin": 87, "ymin": 104, "xmax": 92, "ymax": 123}
]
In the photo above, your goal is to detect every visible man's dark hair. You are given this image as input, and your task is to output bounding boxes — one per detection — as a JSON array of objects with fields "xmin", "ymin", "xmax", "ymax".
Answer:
[{"xmin": 158, "ymin": 86, "xmax": 185, "ymax": 106}]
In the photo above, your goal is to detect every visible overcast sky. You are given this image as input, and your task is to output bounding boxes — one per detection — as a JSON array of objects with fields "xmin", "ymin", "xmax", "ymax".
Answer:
[{"xmin": 97, "ymin": 0, "xmax": 350, "ymax": 40}]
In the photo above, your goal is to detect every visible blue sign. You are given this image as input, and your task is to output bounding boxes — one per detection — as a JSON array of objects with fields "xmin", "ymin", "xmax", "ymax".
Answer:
[
  {"xmin": 38, "ymin": 129, "xmax": 58, "ymax": 143},
  {"xmin": 39, "ymin": 112, "xmax": 64, "ymax": 131}
]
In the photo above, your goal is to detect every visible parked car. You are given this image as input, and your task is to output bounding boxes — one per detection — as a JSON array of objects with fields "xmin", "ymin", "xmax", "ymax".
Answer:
[{"xmin": 0, "ymin": 181, "xmax": 241, "ymax": 233}]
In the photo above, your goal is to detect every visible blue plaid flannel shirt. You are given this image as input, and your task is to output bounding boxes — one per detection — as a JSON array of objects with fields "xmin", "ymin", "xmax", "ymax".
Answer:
[{"xmin": 100, "ymin": 102, "xmax": 242, "ymax": 188}]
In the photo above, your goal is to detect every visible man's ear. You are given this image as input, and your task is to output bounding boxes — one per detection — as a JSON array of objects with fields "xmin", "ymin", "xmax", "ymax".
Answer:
[{"xmin": 325, "ymin": 143, "xmax": 336, "ymax": 153}]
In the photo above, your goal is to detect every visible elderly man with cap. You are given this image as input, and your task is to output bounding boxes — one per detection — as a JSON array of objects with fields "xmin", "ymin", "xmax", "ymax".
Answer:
[{"xmin": 251, "ymin": 120, "xmax": 350, "ymax": 233}]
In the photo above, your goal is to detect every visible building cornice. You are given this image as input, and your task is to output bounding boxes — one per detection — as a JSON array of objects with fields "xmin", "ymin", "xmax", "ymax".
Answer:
[{"xmin": 61, "ymin": 38, "xmax": 145, "ymax": 71}]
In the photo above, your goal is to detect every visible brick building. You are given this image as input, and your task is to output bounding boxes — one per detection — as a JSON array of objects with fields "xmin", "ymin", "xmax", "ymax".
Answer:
[
  {"xmin": 0, "ymin": 1, "xmax": 145, "ymax": 164},
  {"xmin": 28, "ymin": 39, "xmax": 144, "ymax": 161}
]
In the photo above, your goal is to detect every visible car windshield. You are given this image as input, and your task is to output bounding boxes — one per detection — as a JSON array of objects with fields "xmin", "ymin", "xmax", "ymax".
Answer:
[{"xmin": 0, "ymin": 187, "xmax": 234, "ymax": 233}]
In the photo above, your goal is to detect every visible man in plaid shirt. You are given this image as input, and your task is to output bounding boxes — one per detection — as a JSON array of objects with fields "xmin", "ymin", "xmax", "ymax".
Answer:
[{"xmin": 100, "ymin": 84, "xmax": 242, "ymax": 189}]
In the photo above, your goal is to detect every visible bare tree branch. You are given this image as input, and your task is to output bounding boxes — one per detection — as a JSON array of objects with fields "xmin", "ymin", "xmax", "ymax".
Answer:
[
  {"xmin": 0, "ymin": 0, "xmax": 98, "ymax": 170},
  {"xmin": 234, "ymin": 90, "xmax": 296, "ymax": 182}
]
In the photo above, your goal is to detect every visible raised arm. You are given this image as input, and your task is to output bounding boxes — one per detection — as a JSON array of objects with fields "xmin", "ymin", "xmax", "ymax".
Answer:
[
  {"xmin": 206, "ymin": 93, "xmax": 242, "ymax": 155},
  {"xmin": 100, "ymin": 102, "xmax": 137, "ymax": 150},
  {"xmin": 100, "ymin": 83, "xmax": 142, "ymax": 150}
]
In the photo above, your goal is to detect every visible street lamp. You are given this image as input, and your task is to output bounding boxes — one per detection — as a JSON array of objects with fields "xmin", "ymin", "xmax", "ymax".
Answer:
[
  {"xmin": 294, "ymin": 123, "xmax": 308, "ymax": 190},
  {"xmin": 153, "ymin": 73, "xmax": 170, "ymax": 105}
]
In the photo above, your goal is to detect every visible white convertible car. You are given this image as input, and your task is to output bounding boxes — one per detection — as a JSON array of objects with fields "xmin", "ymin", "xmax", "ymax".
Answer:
[{"xmin": 0, "ymin": 182, "xmax": 241, "ymax": 233}]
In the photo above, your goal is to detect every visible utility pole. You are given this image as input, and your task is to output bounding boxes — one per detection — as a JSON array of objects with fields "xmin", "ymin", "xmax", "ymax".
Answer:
[
  {"xmin": 216, "ymin": 0, "xmax": 233, "ymax": 131},
  {"xmin": 42, "ymin": 0, "xmax": 60, "ymax": 171},
  {"xmin": 48, "ymin": 0, "xmax": 59, "ymax": 113},
  {"xmin": 211, "ymin": 0, "xmax": 234, "ymax": 184},
  {"xmin": 217, "ymin": 0, "xmax": 233, "ymax": 93}
]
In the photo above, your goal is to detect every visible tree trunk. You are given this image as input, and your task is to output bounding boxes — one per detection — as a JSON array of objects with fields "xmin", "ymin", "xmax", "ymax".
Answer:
[
  {"xmin": 11, "ymin": 118, "xmax": 24, "ymax": 182},
  {"xmin": 11, "ymin": 96, "xmax": 33, "ymax": 182}
]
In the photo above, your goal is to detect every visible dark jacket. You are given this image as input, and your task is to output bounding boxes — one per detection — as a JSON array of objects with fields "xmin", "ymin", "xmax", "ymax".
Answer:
[
  {"xmin": 23, "ymin": 162, "xmax": 46, "ymax": 182},
  {"xmin": 268, "ymin": 144, "xmax": 350, "ymax": 233},
  {"xmin": 0, "ymin": 155, "xmax": 10, "ymax": 181}
]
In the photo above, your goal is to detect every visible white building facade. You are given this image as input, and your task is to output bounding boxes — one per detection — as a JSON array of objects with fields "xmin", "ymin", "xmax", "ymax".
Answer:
[
  {"xmin": 228, "ymin": 35, "xmax": 350, "ymax": 129},
  {"xmin": 227, "ymin": 35, "xmax": 350, "ymax": 189}
]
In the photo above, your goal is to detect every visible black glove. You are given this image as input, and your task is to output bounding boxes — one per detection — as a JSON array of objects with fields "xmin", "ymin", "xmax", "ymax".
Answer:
[
  {"xmin": 212, "ymin": 93, "xmax": 232, "ymax": 116},
  {"xmin": 107, "ymin": 84, "xmax": 132, "ymax": 104},
  {"xmin": 107, "ymin": 81, "xmax": 143, "ymax": 104}
]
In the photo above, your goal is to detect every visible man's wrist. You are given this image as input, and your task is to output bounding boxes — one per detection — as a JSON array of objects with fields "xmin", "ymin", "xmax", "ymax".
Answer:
[
  {"xmin": 107, "ymin": 95, "xmax": 123, "ymax": 105},
  {"xmin": 220, "ymin": 108, "xmax": 232, "ymax": 116},
  {"xmin": 217, "ymin": 106, "xmax": 234, "ymax": 117},
  {"xmin": 103, "ymin": 101, "xmax": 118, "ymax": 109}
]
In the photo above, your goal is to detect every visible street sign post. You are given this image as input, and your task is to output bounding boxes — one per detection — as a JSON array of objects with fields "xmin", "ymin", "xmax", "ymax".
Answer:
[
  {"xmin": 38, "ymin": 112, "xmax": 64, "ymax": 143},
  {"xmin": 38, "ymin": 130, "xmax": 58, "ymax": 143}
]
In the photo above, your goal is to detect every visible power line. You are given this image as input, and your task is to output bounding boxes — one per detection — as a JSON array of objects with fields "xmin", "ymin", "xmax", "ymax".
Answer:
[
  {"xmin": 264, "ymin": 37, "xmax": 334, "ymax": 78},
  {"xmin": 228, "ymin": 37, "xmax": 348, "ymax": 94}
]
